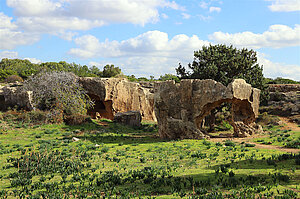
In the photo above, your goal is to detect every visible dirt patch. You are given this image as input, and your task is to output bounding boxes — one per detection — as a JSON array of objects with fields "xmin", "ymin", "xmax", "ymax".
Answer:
[
  {"xmin": 209, "ymin": 117, "xmax": 300, "ymax": 153},
  {"xmin": 279, "ymin": 117, "xmax": 300, "ymax": 131}
]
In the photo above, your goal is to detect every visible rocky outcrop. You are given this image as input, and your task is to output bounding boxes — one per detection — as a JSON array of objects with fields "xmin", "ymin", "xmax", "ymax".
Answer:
[
  {"xmin": 260, "ymin": 84, "xmax": 300, "ymax": 117},
  {"xmin": 0, "ymin": 83, "xmax": 33, "ymax": 111},
  {"xmin": 78, "ymin": 78, "xmax": 156, "ymax": 121},
  {"xmin": 101, "ymin": 78, "xmax": 156, "ymax": 121},
  {"xmin": 269, "ymin": 84, "xmax": 300, "ymax": 92},
  {"xmin": 154, "ymin": 79, "xmax": 260, "ymax": 139},
  {"xmin": 113, "ymin": 111, "xmax": 142, "ymax": 127}
]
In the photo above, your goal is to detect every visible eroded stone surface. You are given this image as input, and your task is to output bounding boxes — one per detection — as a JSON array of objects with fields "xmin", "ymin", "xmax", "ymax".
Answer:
[
  {"xmin": 113, "ymin": 111, "xmax": 142, "ymax": 127},
  {"xmin": 101, "ymin": 78, "xmax": 156, "ymax": 121},
  {"xmin": 154, "ymin": 79, "xmax": 260, "ymax": 139},
  {"xmin": 0, "ymin": 84, "xmax": 33, "ymax": 111}
]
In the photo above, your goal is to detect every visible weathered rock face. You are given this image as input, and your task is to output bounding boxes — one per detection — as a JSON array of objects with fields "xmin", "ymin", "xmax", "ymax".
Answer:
[
  {"xmin": 261, "ymin": 84, "xmax": 300, "ymax": 117},
  {"xmin": 154, "ymin": 79, "xmax": 260, "ymax": 139},
  {"xmin": 0, "ymin": 83, "xmax": 33, "ymax": 111},
  {"xmin": 78, "ymin": 77, "xmax": 156, "ymax": 121},
  {"xmin": 260, "ymin": 84, "xmax": 300, "ymax": 124},
  {"xmin": 113, "ymin": 111, "xmax": 142, "ymax": 127},
  {"xmin": 101, "ymin": 78, "xmax": 156, "ymax": 121}
]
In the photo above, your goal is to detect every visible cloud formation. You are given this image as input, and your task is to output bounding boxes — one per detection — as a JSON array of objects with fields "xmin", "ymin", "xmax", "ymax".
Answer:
[
  {"xmin": 7, "ymin": 0, "xmax": 182, "ymax": 32},
  {"xmin": 258, "ymin": 53, "xmax": 300, "ymax": 80},
  {"xmin": 209, "ymin": 24, "xmax": 300, "ymax": 49},
  {"xmin": 0, "ymin": 50, "xmax": 19, "ymax": 59},
  {"xmin": 69, "ymin": 31, "xmax": 210, "ymax": 76},
  {"xmin": 0, "ymin": 12, "xmax": 40, "ymax": 50},
  {"xmin": 69, "ymin": 31, "xmax": 210, "ymax": 59},
  {"xmin": 209, "ymin": 7, "xmax": 221, "ymax": 13},
  {"xmin": 266, "ymin": 0, "xmax": 300, "ymax": 12}
]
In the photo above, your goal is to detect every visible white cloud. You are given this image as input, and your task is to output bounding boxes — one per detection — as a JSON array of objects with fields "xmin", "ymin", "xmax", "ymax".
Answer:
[
  {"xmin": 266, "ymin": 0, "xmax": 300, "ymax": 12},
  {"xmin": 209, "ymin": 7, "xmax": 221, "ymax": 13},
  {"xmin": 182, "ymin": 13, "xmax": 191, "ymax": 19},
  {"xmin": 0, "ymin": 12, "xmax": 40, "ymax": 50},
  {"xmin": 199, "ymin": 1, "xmax": 209, "ymax": 9},
  {"xmin": 161, "ymin": 13, "xmax": 169, "ymax": 19},
  {"xmin": 7, "ymin": 0, "xmax": 183, "ymax": 35},
  {"xmin": 0, "ymin": 51, "xmax": 19, "ymax": 59},
  {"xmin": 258, "ymin": 53, "xmax": 300, "ymax": 80},
  {"xmin": 69, "ymin": 31, "xmax": 210, "ymax": 59},
  {"xmin": 198, "ymin": 15, "xmax": 212, "ymax": 21},
  {"xmin": 24, "ymin": 57, "xmax": 41, "ymax": 64},
  {"xmin": 209, "ymin": 24, "xmax": 300, "ymax": 49},
  {"xmin": 70, "ymin": 31, "xmax": 210, "ymax": 76},
  {"xmin": 0, "ymin": 13, "xmax": 17, "ymax": 29}
]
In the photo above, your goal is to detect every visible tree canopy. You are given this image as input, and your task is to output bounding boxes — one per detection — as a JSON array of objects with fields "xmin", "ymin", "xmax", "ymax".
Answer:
[
  {"xmin": 0, "ymin": 59, "xmax": 122, "ymax": 81},
  {"xmin": 176, "ymin": 44, "xmax": 269, "ymax": 104}
]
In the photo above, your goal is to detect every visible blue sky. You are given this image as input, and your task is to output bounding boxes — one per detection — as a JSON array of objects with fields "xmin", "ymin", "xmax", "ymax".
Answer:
[{"xmin": 0, "ymin": 0, "xmax": 299, "ymax": 80}]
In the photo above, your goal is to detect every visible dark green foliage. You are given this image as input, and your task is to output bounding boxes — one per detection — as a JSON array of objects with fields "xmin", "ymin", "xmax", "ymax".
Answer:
[
  {"xmin": 102, "ymin": 64, "xmax": 122, "ymax": 77},
  {"xmin": 176, "ymin": 44, "xmax": 269, "ymax": 104},
  {"xmin": 0, "ymin": 59, "xmax": 123, "ymax": 81},
  {"xmin": 158, "ymin": 74, "xmax": 180, "ymax": 83}
]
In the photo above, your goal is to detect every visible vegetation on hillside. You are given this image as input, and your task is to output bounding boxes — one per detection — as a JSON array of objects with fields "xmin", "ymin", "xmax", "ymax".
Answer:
[
  {"xmin": 0, "ymin": 58, "xmax": 122, "ymax": 82},
  {"xmin": 0, "ymin": 115, "xmax": 299, "ymax": 198}
]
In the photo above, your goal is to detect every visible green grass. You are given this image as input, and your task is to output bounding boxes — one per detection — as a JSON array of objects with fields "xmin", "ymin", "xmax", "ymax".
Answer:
[
  {"xmin": 251, "ymin": 125, "xmax": 300, "ymax": 149},
  {"xmin": 0, "ymin": 118, "xmax": 299, "ymax": 198}
]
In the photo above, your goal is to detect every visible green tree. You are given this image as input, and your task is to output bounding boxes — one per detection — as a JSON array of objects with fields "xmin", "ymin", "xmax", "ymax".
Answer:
[
  {"xmin": 102, "ymin": 64, "xmax": 121, "ymax": 78},
  {"xmin": 176, "ymin": 44, "xmax": 269, "ymax": 105},
  {"xmin": 158, "ymin": 74, "xmax": 180, "ymax": 83}
]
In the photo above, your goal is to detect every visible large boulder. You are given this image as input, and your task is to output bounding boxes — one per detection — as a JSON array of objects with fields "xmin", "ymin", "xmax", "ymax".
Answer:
[
  {"xmin": 0, "ymin": 83, "xmax": 33, "ymax": 111},
  {"xmin": 101, "ymin": 78, "xmax": 156, "ymax": 121},
  {"xmin": 113, "ymin": 111, "xmax": 142, "ymax": 127},
  {"xmin": 154, "ymin": 79, "xmax": 260, "ymax": 139}
]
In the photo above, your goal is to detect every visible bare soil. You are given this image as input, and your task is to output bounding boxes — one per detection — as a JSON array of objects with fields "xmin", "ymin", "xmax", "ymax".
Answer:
[{"xmin": 209, "ymin": 117, "xmax": 300, "ymax": 153}]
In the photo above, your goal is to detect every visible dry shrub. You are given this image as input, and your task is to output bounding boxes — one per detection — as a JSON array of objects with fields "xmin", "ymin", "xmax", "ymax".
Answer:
[
  {"xmin": 257, "ymin": 112, "xmax": 280, "ymax": 126},
  {"xmin": 5, "ymin": 75, "xmax": 24, "ymax": 83},
  {"xmin": 1, "ymin": 109, "xmax": 63, "ymax": 124},
  {"xmin": 64, "ymin": 114, "xmax": 91, "ymax": 125}
]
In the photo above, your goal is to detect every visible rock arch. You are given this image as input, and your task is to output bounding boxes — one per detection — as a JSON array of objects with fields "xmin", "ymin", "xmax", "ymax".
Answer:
[{"xmin": 154, "ymin": 79, "xmax": 261, "ymax": 139}]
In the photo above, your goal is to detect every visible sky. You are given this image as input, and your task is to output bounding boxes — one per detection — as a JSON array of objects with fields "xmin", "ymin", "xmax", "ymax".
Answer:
[{"xmin": 0, "ymin": 0, "xmax": 300, "ymax": 80}]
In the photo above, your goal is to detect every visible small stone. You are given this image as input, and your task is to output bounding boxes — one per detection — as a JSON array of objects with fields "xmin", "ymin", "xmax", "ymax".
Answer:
[{"xmin": 72, "ymin": 137, "xmax": 80, "ymax": 142}]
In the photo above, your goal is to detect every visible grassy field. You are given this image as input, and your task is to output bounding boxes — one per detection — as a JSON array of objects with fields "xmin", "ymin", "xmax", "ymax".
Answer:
[{"xmin": 0, "ymin": 116, "xmax": 299, "ymax": 198}]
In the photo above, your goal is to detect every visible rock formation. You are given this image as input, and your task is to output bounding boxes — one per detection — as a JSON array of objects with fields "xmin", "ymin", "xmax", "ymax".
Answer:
[
  {"xmin": 100, "ymin": 78, "xmax": 156, "ymax": 121},
  {"xmin": 0, "ymin": 83, "xmax": 33, "ymax": 111},
  {"xmin": 79, "ymin": 77, "xmax": 156, "ymax": 121},
  {"xmin": 154, "ymin": 79, "xmax": 260, "ymax": 139},
  {"xmin": 113, "ymin": 111, "xmax": 142, "ymax": 127},
  {"xmin": 260, "ymin": 84, "xmax": 300, "ymax": 124}
]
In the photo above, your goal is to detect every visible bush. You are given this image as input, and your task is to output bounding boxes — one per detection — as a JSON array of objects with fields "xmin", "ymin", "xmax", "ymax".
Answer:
[
  {"xmin": 23, "ymin": 71, "xmax": 93, "ymax": 116},
  {"xmin": 2, "ymin": 110, "xmax": 63, "ymax": 124},
  {"xmin": 225, "ymin": 140, "xmax": 236, "ymax": 147},
  {"xmin": 5, "ymin": 75, "xmax": 24, "ymax": 83},
  {"xmin": 64, "ymin": 114, "xmax": 90, "ymax": 125},
  {"xmin": 257, "ymin": 112, "xmax": 280, "ymax": 125}
]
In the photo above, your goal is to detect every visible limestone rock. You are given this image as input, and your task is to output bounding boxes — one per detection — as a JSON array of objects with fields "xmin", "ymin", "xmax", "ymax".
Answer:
[
  {"xmin": 0, "ymin": 83, "xmax": 33, "ymax": 111},
  {"xmin": 260, "ymin": 84, "xmax": 300, "ymax": 117},
  {"xmin": 101, "ymin": 78, "xmax": 156, "ymax": 121},
  {"xmin": 113, "ymin": 111, "xmax": 142, "ymax": 127},
  {"xmin": 154, "ymin": 79, "xmax": 260, "ymax": 139},
  {"xmin": 78, "ymin": 77, "xmax": 106, "ymax": 100}
]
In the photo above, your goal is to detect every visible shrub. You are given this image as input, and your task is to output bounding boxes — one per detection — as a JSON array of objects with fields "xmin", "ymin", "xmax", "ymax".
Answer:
[
  {"xmin": 64, "ymin": 114, "xmax": 90, "ymax": 125},
  {"xmin": 22, "ymin": 71, "xmax": 93, "ymax": 116},
  {"xmin": 225, "ymin": 140, "xmax": 236, "ymax": 147},
  {"xmin": 257, "ymin": 112, "xmax": 280, "ymax": 125},
  {"xmin": 5, "ymin": 75, "xmax": 24, "ymax": 83}
]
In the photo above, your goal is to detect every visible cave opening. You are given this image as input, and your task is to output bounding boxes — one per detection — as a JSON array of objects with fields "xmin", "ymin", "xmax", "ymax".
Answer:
[{"xmin": 87, "ymin": 93, "xmax": 114, "ymax": 120}]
